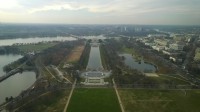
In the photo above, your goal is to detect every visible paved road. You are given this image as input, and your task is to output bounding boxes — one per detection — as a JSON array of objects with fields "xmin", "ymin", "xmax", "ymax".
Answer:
[
  {"xmin": 112, "ymin": 79, "xmax": 125, "ymax": 112},
  {"xmin": 63, "ymin": 79, "xmax": 76, "ymax": 112}
]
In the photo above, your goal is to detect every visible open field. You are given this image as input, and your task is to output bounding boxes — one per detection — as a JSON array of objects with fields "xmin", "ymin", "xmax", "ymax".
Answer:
[
  {"xmin": 118, "ymin": 89, "xmax": 200, "ymax": 112},
  {"xmin": 194, "ymin": 48, "xmax": 200, "ymax": 61},
  {"xmin": 150, "ymin": 74, "xmax": 190, "ymax": 85},
  {"xmin": 66, "ymin": 46, "xmax": 84, "ymax": 63},
  {"xmin": 121, "ymin": 46, "xmax": 139, "ymax": 57},
  {"xmin": 67, "ymin": 88, "xmax": 121, "ymax": 112},
  {"xmin": 16, "ymin": 42, "xmax": 57, "ymax": 53},
  {"xmin": 15, "ymin": 90, "xmax": 70, "ymax": 112}
]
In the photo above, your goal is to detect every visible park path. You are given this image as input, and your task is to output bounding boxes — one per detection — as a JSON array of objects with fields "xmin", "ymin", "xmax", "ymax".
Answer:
[
  {"xmin": 112, "ymin": 79, "xmax": 125, "ymax": 112},
  {"xmin": 63, "ymin": 79, "xmax": 76, "ymax": 112}
]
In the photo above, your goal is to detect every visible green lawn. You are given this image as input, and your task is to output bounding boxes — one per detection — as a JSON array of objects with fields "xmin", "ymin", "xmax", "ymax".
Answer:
[
  {"xmin": 119, "ymin": 89, "xmax": 200, "ymax": 112},
  {"xmin": 17, "ymin": 42, "xmax": 57, "ymax": 53},
  {"xmin": 149, "ymin": 75, "xmax": 190, "ymax": 85},
  {"xmin": 194, "ymin": 48, "xmax": 200, "ymax": 61},
  {"xmin": 15, "ymin": 90, "xmax": 70, "ymax": 112},
  {"xmin": 67, "ymin": 88, "xmax": 121, "ymax": 112},
  {"xmin": 121, "ymin": 46, "xmax": 135, "ymax": 54}
]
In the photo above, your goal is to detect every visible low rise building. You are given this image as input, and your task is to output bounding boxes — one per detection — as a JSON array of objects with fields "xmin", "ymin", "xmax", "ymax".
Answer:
[
  {"xmin": 170, "ymin": 56, "xmax": 183, "ymax": 63},
  {"xmin": 152, "ymin": 46, "xmax": 165, "ymax": 51},
  {"xmin": 148, "ymin": 34, "xmax": 167, "ymax": 38},
  {"xmin": 162, "ymin": 50, "xmax": 171, "ymax": 55},
  {"xmin": 81, "ymin": 71, "xmax": 109, "ymax": 85},
  {"xmin": 144, "ymin": 43, "xmax": 155, "ymax": 47},
  {"xmin": 154, "ymin": 39, "xmax": 169, "ymax": 46},
  {"xmin": 169, "ymin": 42, "xmax": 185, "ymax": 51}
]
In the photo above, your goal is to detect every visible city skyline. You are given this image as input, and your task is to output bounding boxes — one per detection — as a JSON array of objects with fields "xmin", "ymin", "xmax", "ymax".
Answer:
[{"xmin": 0, "ymin": 0, "xmax": 200, "ymax": 25}]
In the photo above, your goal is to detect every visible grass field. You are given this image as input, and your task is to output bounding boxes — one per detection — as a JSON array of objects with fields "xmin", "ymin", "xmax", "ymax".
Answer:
[
  {"xmin": 16, "ymin": 90, "xmax": 70, "ymax": 112},
  {"xmin": 194, "ymin": 48, "xmax": 200, "ymax": 61},
  {"xmin": 149, "ymin": 75, "xmax": 190, "ymax": 85},
  {"xmin": 121, "ymin": 46, "xmax": 136, "ymax": 55},
  {"xmin": 119, "ymin": 89, "xmax": 200, "ymax": 112},
  {"xmin": 67, "ymin": 88, "xmax": 121, "ymax": 112},
  {"xmin": 17, "ymin": 42, "xmax": 57, "ymax": 53}
]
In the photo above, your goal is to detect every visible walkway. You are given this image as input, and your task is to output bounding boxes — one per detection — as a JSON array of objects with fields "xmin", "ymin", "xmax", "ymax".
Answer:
[
  {"xmin": 112, "ymin": 79, "xmax": 125, "ymax": 112},
  {"xmin": 63, "ymin": 79, "xmax": 76, "ymax": 112}
]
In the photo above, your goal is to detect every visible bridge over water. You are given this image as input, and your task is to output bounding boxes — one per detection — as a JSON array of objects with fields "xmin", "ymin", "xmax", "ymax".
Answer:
[{"xmin": 0, "ymin": 68, "xmax": 22, "ymax": 82}]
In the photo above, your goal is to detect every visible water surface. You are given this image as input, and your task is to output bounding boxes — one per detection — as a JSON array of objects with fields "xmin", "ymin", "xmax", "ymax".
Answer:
[
  {"xmin": 87, "ymin": 46, "xmax": 103, "ymax": 70},
  {"xmin": 0, "ymin": 55, "xmax": 22, "ymax": 76},
  {"xmin": 0, "ymin": 36, "xmax": 76, "ymax": 46},
  {"xmin": 119, "ymin": 53, "xmax": 156, "ymax": 72},
  {"xmin": 0, "ymin": 54, "xmax": 36, "ymax": 104}
]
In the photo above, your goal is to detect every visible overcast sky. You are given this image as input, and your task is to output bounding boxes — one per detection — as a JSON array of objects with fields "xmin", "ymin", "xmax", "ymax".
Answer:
[{"xmin": 0, "ymin": 0, "xmax": 200, "ymax": 25}]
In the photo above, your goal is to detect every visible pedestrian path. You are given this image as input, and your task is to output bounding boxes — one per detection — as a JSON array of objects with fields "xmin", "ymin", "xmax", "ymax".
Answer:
[
  {"xmin": 63, "ymin": 79, "xmax": 76, "ymax": 112},
  {"xmin": 112, "ymin": 79, "xmax": 125, "ymax": 112}
]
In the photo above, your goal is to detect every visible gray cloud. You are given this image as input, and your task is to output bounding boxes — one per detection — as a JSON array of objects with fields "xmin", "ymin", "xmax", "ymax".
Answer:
[{"xmin": 0, "ymin": 0, "xmax": 199, "ymax": 25}]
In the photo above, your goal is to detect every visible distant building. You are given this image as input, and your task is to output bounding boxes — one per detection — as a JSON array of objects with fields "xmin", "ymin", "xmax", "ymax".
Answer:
[
  {"xmin": 81, "ymin": 71, "xmax": 109, "ymax": 85},
  {"xmin": 148, "ymin": 34, "xmax": 167, "ymax": 38},
  {"xmin": 169, "ymin": 42, "xmax": 185, "ymax": 51},
  {"xmin": 162, "ymin": 50, "xmax": 171, "ymax": 55},
  {"xmin": 152, "ymin": 46, "xmax": 165, "ymax": 51},
  {"xmin": 173, "ymin": 34, "xmax": 190, "ymax": 42},
  {"xmin": 144, "ymin": 43, "xmax": 155, "ymax": 47},
  {"xmin": 170, "ymin": 56, "xmax": 183, "ymax": 63},
  {"xmin": 28, "ymin": 51, "xmax": 35, "ymax": 56},
  {"xmin": 154, "ymin": 39, "xmax": 169, "ymax": 46},
  {"xmin": 135, "ymin": 27, "xmax": 142, "ymax": 32}
]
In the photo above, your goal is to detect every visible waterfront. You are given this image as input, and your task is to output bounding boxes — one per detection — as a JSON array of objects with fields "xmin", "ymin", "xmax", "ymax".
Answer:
[
  {"xmin": 0, "ymin": 54, "xmax": 36, "ymax": 104},
  {"xmin": 119, "ymin": 53, "xmax": 156, "ymax": 73},
  {"xmin": 0, "ymin": 55, "xmax": 22, "ymax": 77},
  {"xmin": 0, "ymin": 36, "xmax": 76, "ymax": 46}
]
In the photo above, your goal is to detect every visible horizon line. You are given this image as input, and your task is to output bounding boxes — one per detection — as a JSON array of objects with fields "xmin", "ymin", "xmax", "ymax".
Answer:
[{"xmin": 1, "ymin": 22, "xmax": 200, "ymax": 26}]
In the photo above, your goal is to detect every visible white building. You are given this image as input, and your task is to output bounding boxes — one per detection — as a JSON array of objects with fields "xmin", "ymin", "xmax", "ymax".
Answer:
[
  {"xmin": 170, "ymin": 56, "xmax": 182, "ymax": 63},
  {"xmin": 154, "ymin": 39, "xmax": 169, "ymax": 46},
  {"xmin": 169, "ymin": 43, "xmax": 184, "ymax": 51},
  {"xmin": 148, "ymin": 34, "xmax": 167, "ymax": 38},
  {"xmin": 152, "ymin": 46, "xmax": 165, "ymax": 51},
  {"xmin": 162, "ymin": 50, "xmax": 171, "ymax": 55},
  {"xmin": 81, "ymin": 71, "xmax": 109, "ymax": 85}
]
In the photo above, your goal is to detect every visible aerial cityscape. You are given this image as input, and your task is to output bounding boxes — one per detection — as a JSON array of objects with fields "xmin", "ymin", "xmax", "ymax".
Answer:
[{"xmin": 0, "ymin": 0, "xmax": 200, "ymax": 112}]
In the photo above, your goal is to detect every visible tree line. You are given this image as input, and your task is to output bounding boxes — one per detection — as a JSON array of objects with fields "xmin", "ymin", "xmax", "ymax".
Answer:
[{"xmin": 101, "ymin": 38, "xmax": 188, "ymax": 87}]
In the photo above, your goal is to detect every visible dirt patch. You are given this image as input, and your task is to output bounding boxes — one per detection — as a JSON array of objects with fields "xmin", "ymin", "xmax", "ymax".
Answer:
[{"xmin": 67, "ymin": 46, "xmax": 85, "ymax": 63}]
